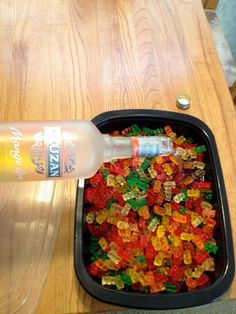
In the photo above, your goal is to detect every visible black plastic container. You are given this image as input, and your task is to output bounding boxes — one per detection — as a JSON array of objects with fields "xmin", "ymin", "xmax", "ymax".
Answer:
[{"xmin": 74, "ymin": 109, "xmax": 234, "ymax": 310}]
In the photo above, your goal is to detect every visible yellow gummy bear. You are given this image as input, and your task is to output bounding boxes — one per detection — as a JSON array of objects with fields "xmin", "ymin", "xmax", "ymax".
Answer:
[
  {"xmin": 156, "ymin": 225, "xmax": 166, "ymax": 238},
  {"xmin": 183, "ymin": 250, "xmax": 192, "ymax": 265},
  {"xmin": 99, "ymin": 237, "xmax": 108, "ymax": 250}
]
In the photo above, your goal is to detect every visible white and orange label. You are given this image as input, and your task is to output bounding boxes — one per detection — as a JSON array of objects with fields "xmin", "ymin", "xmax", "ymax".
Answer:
[
  {"xmin": 131, "ymin": 136, "xmax": 173, "ymax": 158},
  {"xmin": 0, "ymin": 125, "xmax": 76, "ymax": 181},
  {"xmin": 131, "ymin": 137, "xmax": 139, "ymax": 158}
]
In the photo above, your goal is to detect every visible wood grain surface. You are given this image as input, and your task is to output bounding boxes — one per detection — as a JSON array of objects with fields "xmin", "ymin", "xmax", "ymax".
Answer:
[{"xmin": 0, "ymin": 0, "xmax": 236, "ymax": 313}]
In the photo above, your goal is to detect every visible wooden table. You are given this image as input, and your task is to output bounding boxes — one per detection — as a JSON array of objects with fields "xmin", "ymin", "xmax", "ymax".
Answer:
[{"xmin": 0, "ymin": 0, "xmax": 235, "ymax": 313}]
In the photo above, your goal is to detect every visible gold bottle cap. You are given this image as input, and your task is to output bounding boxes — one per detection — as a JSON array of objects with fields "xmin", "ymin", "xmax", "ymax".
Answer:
[{"xmin": 176, "ymin": 94, "xmax": 190, "ymax": 110}]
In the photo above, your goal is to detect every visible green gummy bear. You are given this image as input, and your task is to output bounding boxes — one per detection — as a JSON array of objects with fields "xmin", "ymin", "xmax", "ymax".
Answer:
[
  {"xmin": 140, "ymin": 159, "xmax": 150, "ymax": 171},
  {"xmin": 131, "ymin": 124, "xmax": 141, "ymax": 135},
  {"xmin": 120, "ymin": 273, "xmax": 133, "ymax": 286},
  {"xmin": 194, "ymin": 145, "xmax": 206, "ymax": 154},
  {"xmin": 204, "ymin": 242, "xmax": 218, "ymax": 254},
  {"xmin": 135, "ymin": 255, "xmax": 146, "ymax": 264}
]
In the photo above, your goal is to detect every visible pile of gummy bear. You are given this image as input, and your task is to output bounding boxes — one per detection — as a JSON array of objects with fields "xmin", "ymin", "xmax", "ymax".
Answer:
[{"xmin": 84, "ymin": 124, "xmax": 218, "ymax": 293}]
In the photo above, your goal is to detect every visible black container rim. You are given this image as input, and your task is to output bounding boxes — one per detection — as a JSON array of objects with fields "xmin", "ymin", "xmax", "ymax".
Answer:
[{"xmin": 74, "ymin": 109, "xmax": 235, "ymax": 310}]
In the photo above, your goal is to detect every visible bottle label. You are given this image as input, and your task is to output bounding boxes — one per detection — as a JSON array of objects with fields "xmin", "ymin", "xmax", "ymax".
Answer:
[
  {"xmin": 131, "ymin": 136, "xmax": 173, "ymax": 158},
  {"xmin": 44, "ymin": 127, "xmax": 61, "ymax": 177},
  {"xmin": 131, "ymin": 137, "xmax": 139, "ymax": 158},
  {"xmin": 0, "ymin": 125, "xmax": 76, "ymax": 180}
]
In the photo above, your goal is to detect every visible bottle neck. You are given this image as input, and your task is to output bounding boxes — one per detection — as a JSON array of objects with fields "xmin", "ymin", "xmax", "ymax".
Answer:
[
  {"xmin": 131, "ymin": 136, "xmax": 174, "ymax": 157},
  {"xmin": 103, "ymin": 135, "xmax": 132, "ymax": 162},
  {"xmin": 103, "ymin": 135, "xmax": 174, "ymax": 162}
]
